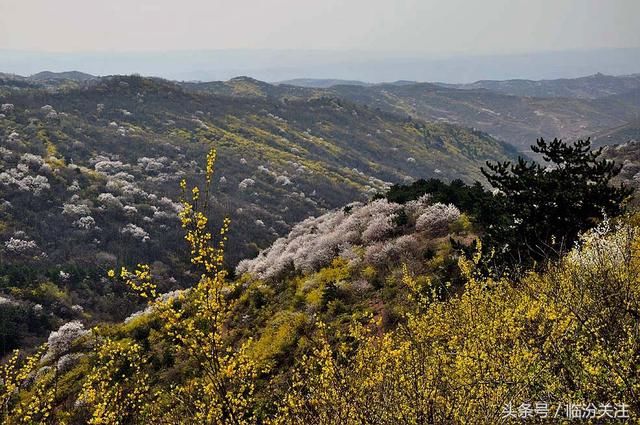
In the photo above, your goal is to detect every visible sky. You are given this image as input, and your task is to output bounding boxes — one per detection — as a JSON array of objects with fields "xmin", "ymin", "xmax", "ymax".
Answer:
[
  {"xmin": 1, "ymin": 0, "xmax": 638, "ymax": 54},
  {"xmin": 0, "ymin": 0, "xmax": 639, "ymax": 82}
]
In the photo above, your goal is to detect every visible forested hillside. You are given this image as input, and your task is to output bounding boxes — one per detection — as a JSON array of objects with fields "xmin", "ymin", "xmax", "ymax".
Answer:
[
  {"xmin": 0, "ymin": 74, "xmax": 516, "ymax": 353},
  {"xmin": 1, "ymin": 138, "xmax": 637, "ymax": 424}
]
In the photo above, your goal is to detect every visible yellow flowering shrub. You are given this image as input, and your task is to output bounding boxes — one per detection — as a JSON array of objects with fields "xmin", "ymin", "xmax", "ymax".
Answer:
[
  {"xmin": 78, "ymin": 338, "xmax": 151, "ymax": 424},
  {"xmin": 94, "ymin": 148, "xmax": 261, "ymax": 424},
  {"xmin": 277, "ymin": 220, "xmax": 640, "ymax": 424},
  {"xmin": 0, "ymin": 346, "xmax": 54, "ymax": 424}
]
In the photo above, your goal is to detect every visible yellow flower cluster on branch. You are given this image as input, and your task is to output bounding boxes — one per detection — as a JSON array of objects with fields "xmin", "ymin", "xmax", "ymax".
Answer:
[
  {"xmin": 98, "ymin": 148, "xmax": 260, "ymax": 424},
  {"xmin": 0, "ymin": 345, "xmax": 54, "ymax": 424},
  {"xmin": 79, "ymin": 338, "xmax": 151, "ymax": 424}
]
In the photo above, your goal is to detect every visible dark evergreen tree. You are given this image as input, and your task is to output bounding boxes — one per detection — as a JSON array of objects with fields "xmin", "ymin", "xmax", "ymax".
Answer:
[
  {"xmin": 480, "ymin": 137, "xmax": 632, "ymax": 272},
  {"xmin": 383, "ymin": 178, "xmax": 493, "ymax": 218}
]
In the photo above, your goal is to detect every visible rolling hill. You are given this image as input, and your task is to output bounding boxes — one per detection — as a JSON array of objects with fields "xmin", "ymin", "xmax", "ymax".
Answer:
[{"xmin": 28, "ymin": 71, "xmax": 97, "ymax": 82}]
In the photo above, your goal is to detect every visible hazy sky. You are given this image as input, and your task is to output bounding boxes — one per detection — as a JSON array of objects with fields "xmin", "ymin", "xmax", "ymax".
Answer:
[{"xmin": 1, "ymin": 0, "xmax": 639, "ymax": 54}]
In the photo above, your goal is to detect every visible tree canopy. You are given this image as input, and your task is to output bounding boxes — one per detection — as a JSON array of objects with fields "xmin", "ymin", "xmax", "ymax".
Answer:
[{"xmin": 480, "ymin": 138, "xmax": 632, "ymax": 272}]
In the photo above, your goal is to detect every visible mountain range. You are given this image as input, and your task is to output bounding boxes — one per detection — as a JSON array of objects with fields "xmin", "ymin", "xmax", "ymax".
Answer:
[
  {"xmin": 3, "ymin": 47, "xmax": 640, "ymax": 83},
  {"xmin": 195, "ymin": 74, "xmax": 640, "ymax": 152},
  {"xmin": 280, "ymin": 72, "xmax": 640, "ymax": 99}
]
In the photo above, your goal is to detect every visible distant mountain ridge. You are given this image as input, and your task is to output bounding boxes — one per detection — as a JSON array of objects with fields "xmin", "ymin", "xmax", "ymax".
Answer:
[
  {"xmin": 174, "ymin": 73, "xmax": 640, "ymax": 152},
  {"xmin": 2, "ymin": 47, "xmax": 640, "ymax": 82},
  {"xmin": 278, "ymin": 72, "xmax": 640, "ymax": 99},
  {"xmin": 4, "ymin": 70, "xmax": 640, "ymax": 153},
  {"xmin": 440, "ymin": 72, "xmax": 640, "ymax": 99},
  {"xmin": 276, "ymin": 78, "xmax": 371, "ymax": 88},
  {"xmin": 29, "ymin": 70, "xmax": 97, "ymax": 82}
]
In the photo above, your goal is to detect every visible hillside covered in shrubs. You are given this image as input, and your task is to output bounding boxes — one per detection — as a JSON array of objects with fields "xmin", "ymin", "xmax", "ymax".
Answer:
[{"xmin": 1, "ymin": 136, "xmax": 638, "ymax": 423}]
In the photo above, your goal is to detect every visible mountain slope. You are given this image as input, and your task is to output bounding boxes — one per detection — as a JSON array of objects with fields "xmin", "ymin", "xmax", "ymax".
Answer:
[
  {"xmin": 1, "ymin": 75, "xmax": 514, "ymax": 262},
  {"xmin": 593, "ymin": 119, "xmax": 640, "ymax": 146},
  {"xmin": 7, "ymin": 163, "xmax": 640, "ymax": 423},
  {"xmin": 323, "ymin": 83, "xmax": 640, "ymax": 152},
  {"xmin": 0, "ymin": 74, "xmax": 515, "ymax": 350}
]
